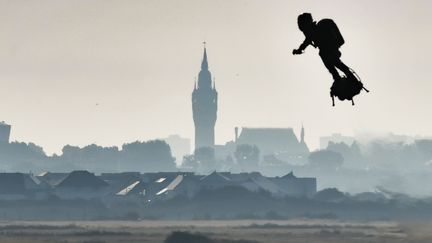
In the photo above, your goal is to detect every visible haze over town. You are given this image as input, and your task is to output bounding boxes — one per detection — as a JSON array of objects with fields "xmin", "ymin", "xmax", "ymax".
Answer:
[
  {"xmin": 0, "ymin": 0, "xmax": 431, "ymax": 154},
  {"xmin": 2, "ymin": 2, "xmax": 432, "ymax": 243}
]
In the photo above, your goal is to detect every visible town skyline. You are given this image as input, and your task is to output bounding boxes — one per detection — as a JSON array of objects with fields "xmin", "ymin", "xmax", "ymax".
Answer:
[{"xmin": 1, "ymin": 0, "xmax": 432, "ymax": 154}]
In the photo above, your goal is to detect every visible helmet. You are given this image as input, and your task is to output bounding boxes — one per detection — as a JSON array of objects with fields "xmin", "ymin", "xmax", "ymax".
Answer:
[{"xmin": 297, "ymin": 13, "xmax": 313, "ymax": 31}]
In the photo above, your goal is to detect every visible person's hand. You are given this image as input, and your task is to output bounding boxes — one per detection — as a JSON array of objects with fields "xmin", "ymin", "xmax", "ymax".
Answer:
[{"xmin": 292, "ymin": 49, "xmax": 303, "ymax": 55}]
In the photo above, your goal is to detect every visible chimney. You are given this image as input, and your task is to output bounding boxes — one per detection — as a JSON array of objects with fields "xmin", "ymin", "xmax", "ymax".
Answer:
[{"xmin": 235, "ymin": 127, "xmax": 239, "ymax": 142}]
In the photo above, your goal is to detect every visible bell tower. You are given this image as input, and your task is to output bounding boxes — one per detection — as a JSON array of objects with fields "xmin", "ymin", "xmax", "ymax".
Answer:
[{"xmin": 192, "ymin": 45, "xmax": 217, "ymax": 151}]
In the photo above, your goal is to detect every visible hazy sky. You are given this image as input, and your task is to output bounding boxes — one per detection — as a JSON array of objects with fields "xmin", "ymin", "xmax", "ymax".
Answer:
[{"xmin": 0, "ymin": 0, "xmax": 431, "ymax": 154}]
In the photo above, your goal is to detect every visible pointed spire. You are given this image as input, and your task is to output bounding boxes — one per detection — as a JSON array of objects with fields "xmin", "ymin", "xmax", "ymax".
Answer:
[
  {"xmin": 300, "ymin": 123, "xmax": 305, "ymax": 144},
  {"xmin": 197, "ymin": 42, "xmax": 212, "ymax": 89},
  {"xmin": 201, "ymin": 41, "xmax": 208, "ymax": 71}
]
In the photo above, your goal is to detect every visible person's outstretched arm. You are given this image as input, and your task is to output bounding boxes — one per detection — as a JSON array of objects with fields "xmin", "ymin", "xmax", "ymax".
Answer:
[{"xmin": 293, "ymin": 37, "xmax": 312, "ymax": 55}]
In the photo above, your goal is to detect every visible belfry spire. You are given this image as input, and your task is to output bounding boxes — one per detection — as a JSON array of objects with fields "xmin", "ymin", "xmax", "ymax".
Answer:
[
  {"xmin": 197, "ymin": 42, "xmax": 212, "ymax": 89},
  {"xmin": 201, "ymin": 42, "xmax": 208, "ymax": 71},
  {"xmin": 300, "ymin": 123, "xmax": 305, "ymax": 144}
]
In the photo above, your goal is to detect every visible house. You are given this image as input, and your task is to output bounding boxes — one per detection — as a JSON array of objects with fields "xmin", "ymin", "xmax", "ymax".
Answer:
[
  {"xmin": 37, "ymin": 172, "xmax": 69, "ymax": 187},
  {"xmin": 270, "ymin": 172, "xmax": 317, "ymax": 197},
  {"xmin": 55, "ymin": 170, "xmax": 109, "ymax": 199},
  {"xmin": 0, "ymin": 173, "xmax": 50, "ymax": 200}
]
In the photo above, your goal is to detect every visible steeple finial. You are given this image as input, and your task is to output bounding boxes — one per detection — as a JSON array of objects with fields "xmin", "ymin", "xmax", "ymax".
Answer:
[
  {"xmin": 201, "ymin": 42, "xmax": 208, "ymax": 71},
  {"xmin": 300, "ymin": 123, "xmax": 305, "ymax": 144}
]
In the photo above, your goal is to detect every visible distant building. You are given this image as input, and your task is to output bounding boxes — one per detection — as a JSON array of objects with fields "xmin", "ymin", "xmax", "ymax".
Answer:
[
  {"xmin": 215, "ymin": 126, "xmax": 309, "ymax": 163},
  {"xmin": 112, "ymin": 171, "xmax": 316, "ymax": 201},
  {"xmin": 237, "ymin": 127, "xmax": 309, "ymax": 154},
  {"xmin": 0, "ymin": 173, "xmax": 50, "ymax": 200},
  {"xmin": 192, "ymin": 47, "xmax": 217, "ymax": 151},
  {"xmin": 161, "ymin": 135, "xmax": 191, "ymax": 165},
  {"xmin": 55, "ymin": 171, "xmax": 109, "ymax": 199},
  {"xmin": 0, "ymin": 121, "xmax": 11, "ymax": 143},
  {"xmin": 0, "ymin": 170, "xmax": 317, "ymax": 201},
  {"xmin": 37, "ymin": 172, "xmax": 69, "ymax": 187},
  {"xmin": 320, "ymin": 133, "xmax": 354, "ymax": 149},
  {"xmin": 271, "ymin": 172, "xmax": 317, "ymax": 197}
]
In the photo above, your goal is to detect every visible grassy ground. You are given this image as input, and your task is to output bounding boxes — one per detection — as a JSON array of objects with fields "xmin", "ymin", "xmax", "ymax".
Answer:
[{"xmin": 0, "ymin": 219, "xmax": 428, "ymax": 243}]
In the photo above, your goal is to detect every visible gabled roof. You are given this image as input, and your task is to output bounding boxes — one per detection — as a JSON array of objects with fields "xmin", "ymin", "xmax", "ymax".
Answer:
[
  {"xmin": 56, "ymin": 170, "xmax": 108, "ymax": 189},
  {"xmin": 236, "ymin": 127, "xmax": 304, "ymax": 155},
  {"xmin": 200, "ymin": 171, "xmax": 230, "ymax": 182},
  {"xmin": 282, "ymin": 171, "xmax": 297, "ymax": 179},
  {"xmin": 36, "ymin": 172, "xmax": 69, "ymax": 186}
]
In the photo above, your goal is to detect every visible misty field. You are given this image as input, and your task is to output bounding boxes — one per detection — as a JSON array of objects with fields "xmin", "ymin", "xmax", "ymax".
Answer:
[{"xmin": 0, "ymin": 219, "xmax": 430, "ymax": 243}]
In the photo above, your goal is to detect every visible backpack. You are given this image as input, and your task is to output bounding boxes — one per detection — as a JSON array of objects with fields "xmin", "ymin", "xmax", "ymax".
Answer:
[
  {"xmin": 330, "ymin": 69, "xmax": 369, "ymax": 106},
  {"xmin": 317, "ymin": 19, "xmax": 345, "ymax": 48}
]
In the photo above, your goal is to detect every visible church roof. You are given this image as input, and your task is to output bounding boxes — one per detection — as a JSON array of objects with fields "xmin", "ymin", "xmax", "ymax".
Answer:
[
  {"xmin": 236, "ymin": 127, "xmax": 306, "ymax": 155},
  {"xmin": 282, "ymin": 171, "xmax": 297, "ymax": 179}
]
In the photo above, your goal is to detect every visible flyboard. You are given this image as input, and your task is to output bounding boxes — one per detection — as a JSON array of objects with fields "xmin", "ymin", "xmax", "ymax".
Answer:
[{"xmin": 330, "ymin": 68, "xmax": 369, "ymax": 106}]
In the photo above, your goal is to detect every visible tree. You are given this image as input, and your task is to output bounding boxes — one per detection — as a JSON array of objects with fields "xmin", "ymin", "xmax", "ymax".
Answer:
[
  {"xmin": 180, "ymin": 147, "xmax": 214, "ymax": 172},
  {"xmin": 314, "ymin": 188, "xmax": 347, "ymax": 202},
  {"xmin": 194, "ymin": 147, "xmax": 215, "ymax": 162},
  {"xmin": 326, "ymin": 141, "xmax": 365, "ymax": 169},
  {"xmin": 0, "ymin": 142, "xmax": 48, "ymax": 172},
  {"xmin": 308, "ymin": 150, "xmax": 343, "ymax": 169},
  {"xmin": 181, "ymin": 154, "xmax": 198, "ymax": 171},
  {"xmin": 60, "ymin": 144, "xmax": 119, "ymax": 171},
  {"xmin": 415, "ymin": 139, "xmax": 432, "ymax": 162},
  {"xmin": 121, "ymin": 140, "xmax": 176, "ymax": 172},
  {"xmin": 182, "ymin": 149, "xmax": 235, "ymax": 173},
  {"xmin": 0, "ymin": 139, "xmax": 177, "ymax": 173},
  {"xmin": 234, "ymin": 144, "xmax": 260, "ymax": 168},
  {"xmin": 194, "ymin": 147, "xmax": 217, "ymax": 172},
  {"xmin": 262, "ymin": 154, "xmax": 285, "ymax": 166}
]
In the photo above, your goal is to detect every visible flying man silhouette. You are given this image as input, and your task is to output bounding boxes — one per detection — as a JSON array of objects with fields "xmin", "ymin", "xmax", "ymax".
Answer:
[{"xmin": 293, "ymin": 13, "xmax": 355, "ymax": 81}]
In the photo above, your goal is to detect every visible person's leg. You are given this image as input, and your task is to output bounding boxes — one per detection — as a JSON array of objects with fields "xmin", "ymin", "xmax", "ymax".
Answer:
[
  {"xmin": 334, "ymin": 59, "xmax": 355, "ymax": 80},
  {"xmin": 332, "ymin": 50, "xmax": 356, "ymax": 80},
  {"xmin": 319, "ymin": 52, "xmax": 341, "ymax": 81}
]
